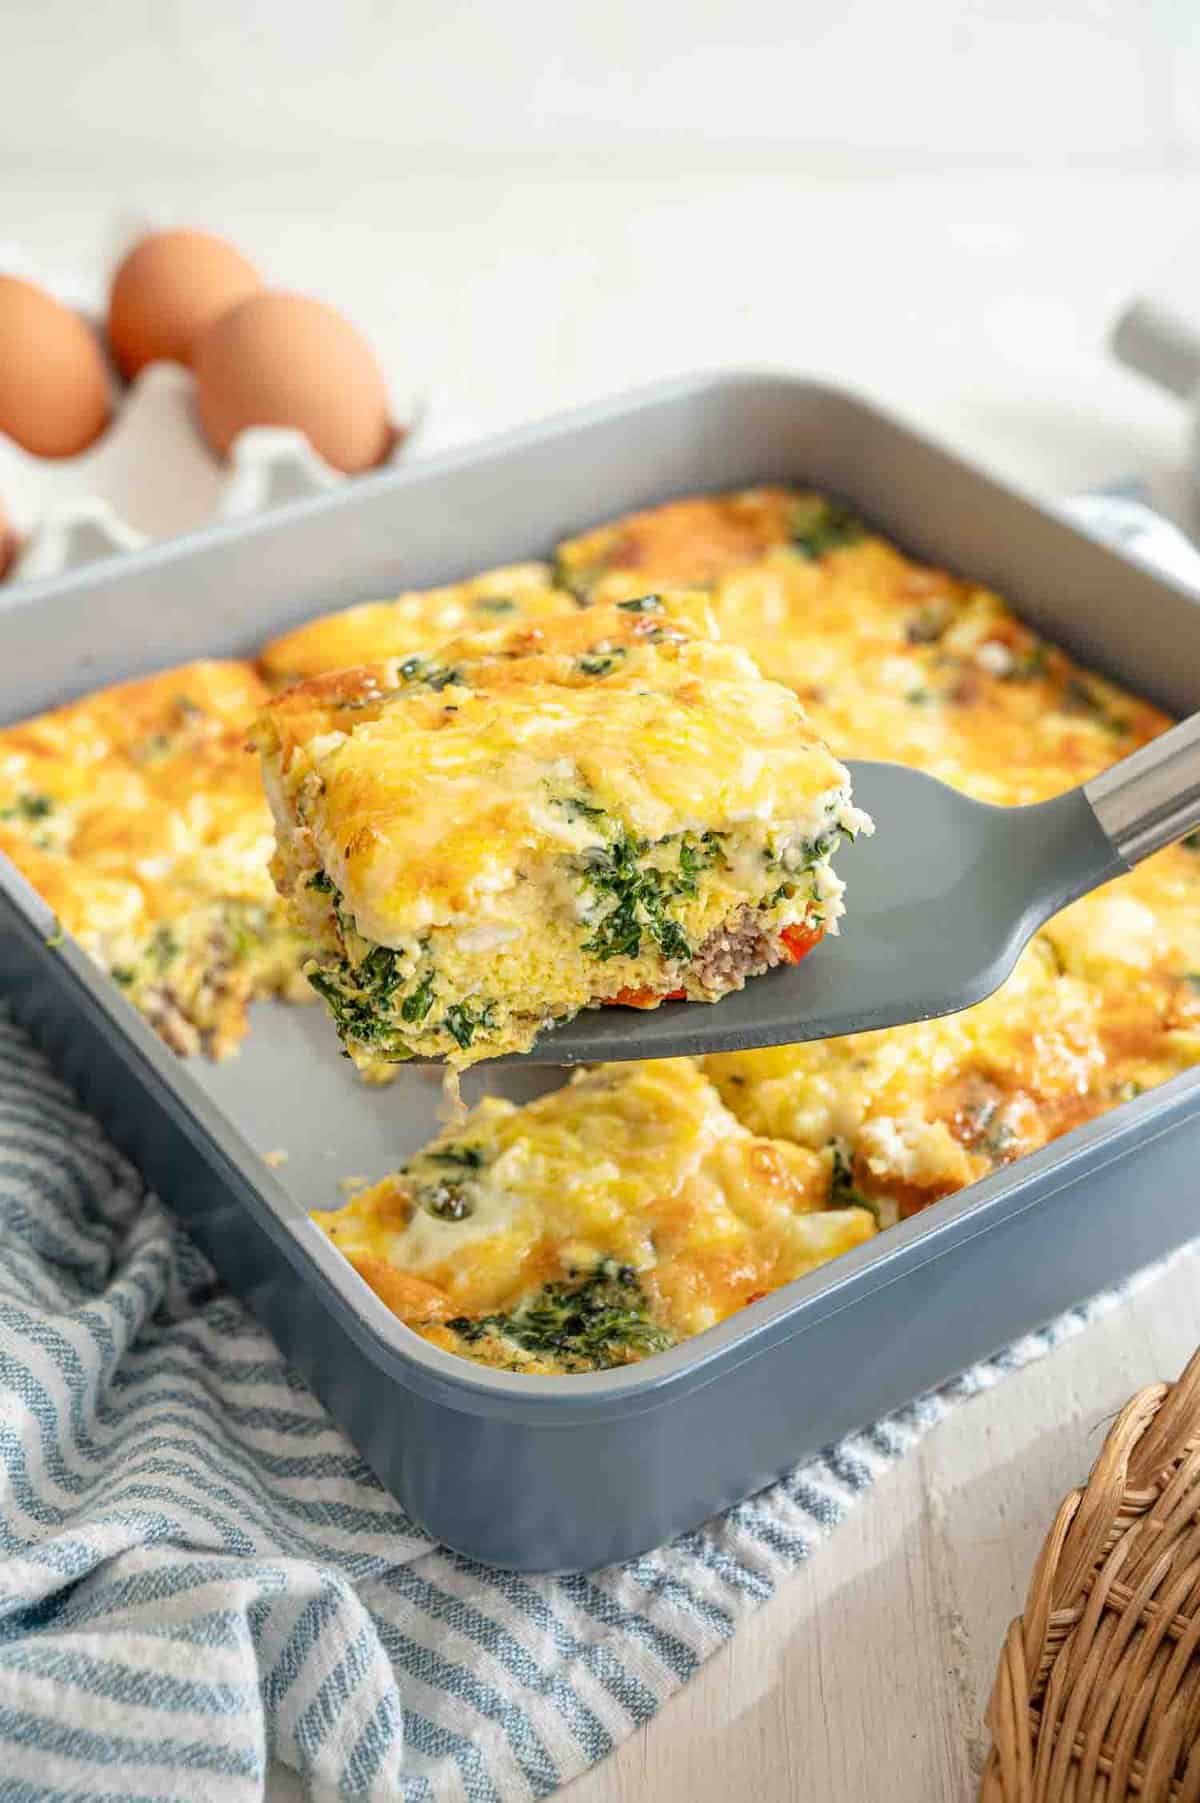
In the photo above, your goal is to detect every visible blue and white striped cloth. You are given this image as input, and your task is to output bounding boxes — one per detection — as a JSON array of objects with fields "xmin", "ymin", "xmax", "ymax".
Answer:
[{"xmin": 0, "ymin": 1008, "xmax": 1163, "ymax": 1802}]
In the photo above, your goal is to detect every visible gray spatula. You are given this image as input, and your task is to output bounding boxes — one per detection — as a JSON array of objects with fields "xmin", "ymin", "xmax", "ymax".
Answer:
[{"xmin": 501, "ymin": 713, "xmax": 1200, "ymax": 1066}]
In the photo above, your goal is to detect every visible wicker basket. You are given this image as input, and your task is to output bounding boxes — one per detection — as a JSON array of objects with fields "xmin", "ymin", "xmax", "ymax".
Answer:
[{"xmin": 981, "ymin": 1344, "xmax": 1200, "ymax": 1801}]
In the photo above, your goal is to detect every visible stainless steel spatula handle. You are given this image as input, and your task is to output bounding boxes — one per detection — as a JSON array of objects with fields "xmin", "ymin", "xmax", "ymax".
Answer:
[{"xmin": 1085, "ymin": 712, "xmax": 1200, "ymax": 865}]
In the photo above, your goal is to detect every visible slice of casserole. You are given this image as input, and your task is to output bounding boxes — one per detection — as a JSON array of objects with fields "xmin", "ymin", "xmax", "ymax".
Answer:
[
  {"xmin": 258, "ymin": 561, "xmax": 578, "ymax": 687},
  {"xmin": 0, "ymin": 660, "xmax": 308, "ymax": 1058},
  {"xmin": 255, "ymin": 597, "xmax": 871, "ymax": 1069},
  {"xmin": 312, "ymin": 1060, "xmax": 877, "ymax": 1373}
]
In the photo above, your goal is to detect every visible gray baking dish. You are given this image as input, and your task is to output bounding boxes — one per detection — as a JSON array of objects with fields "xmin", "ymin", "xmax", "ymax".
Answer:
[{"xmin": 2, "ymin": 371, "xmax": 1200, "ymax": 1573}]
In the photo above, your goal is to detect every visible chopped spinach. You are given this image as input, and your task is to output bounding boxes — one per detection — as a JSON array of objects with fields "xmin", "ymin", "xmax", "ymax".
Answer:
[
  {"xmin": 905, "ymin": 687, "xmax": 933, "ymax": 706},
  {"xmin": 307, "ymin": 936, "xmax": 418, "ymax": 1048},
  {"xmin": 1184, "ymin": 832, "xmax": 1200, "ymax": 853},
  {"xmin": 653, "ymin": 914, "xmax": 693, "ymax": 962},
  {"xmin": 448, "ymin": 1259, "xmax": 674, "ymax": 1370},
  {"xmin": 828, "ymin": 1143, "xmax": 880, "ymax": 1222},
  {"xmin": 306, "ymin": 970, "xmax": 393, "ymax": 1046},
  {"xmin": 580, "ymin": 830, "xmax": 692, "ymax": 964},
  {"xmin": 578, "ymin": 647, "xmax": 627, "ymax": 677},
  {"xmin": 418, "ymin": 1180, "xmax": 473, "ymax": 1221},
  {"xmin": 223, "ymin": 903, "xmax": 269, "ymax": 962},
  {"xmin": 356, "ymin": 944, "xmax": 404, "ymax": 999},
  {"xmin": 473, "ymin": 596, "xmax": 517, "ymax": 615},
  {"xmin": 787, "ymin": 830, "xmax": 839, "ymax": 871},
  {"xmin": 110, "ymin": 966, "xmax": 136, "ymax": 988},
  {"xmin": 576, "ymin": 825, "xmax": 722, "ymax": 964},
  {"xmin": 1183, "ymin": 973, "xmax": 1200, "ymax": 995},
  {"xmin": 444, "ymin": 1000, "xmax": 497, "ymax": 1050},
  {"xmin": 675, "ymin": 832, "xmax": 722, "ymax": 895},
  {"xmin": 307, "ymin": 925, "xmax": 491, "ymax": 1055},
  {"xmin": 307, "ymin": 870, "xmax": 335, "ymax": 893},
  {"xmin": 1004, "ymin": 642, "xmax": 1050, "ymax": 681},
  {"xmin": 400, "ymin": 969, "xmax": 436, "ymax": 1023},
  {"xmin": 397, "ymin": 656, "xmax": 462, "ymax": 692},
  {"xmin": 616, "ymin": 594, "xmax": 663, "ymax": 614},
  {"xmin": 0, "ymin": 793, "xmax": 53, "ymax": 822},
  {"xmin": 148, "ymin": 925, "xmax": 180, "ymax": 972},
  {"xmin": 791, "ymin": 499, "xmax": 865, "ymax": 561}
]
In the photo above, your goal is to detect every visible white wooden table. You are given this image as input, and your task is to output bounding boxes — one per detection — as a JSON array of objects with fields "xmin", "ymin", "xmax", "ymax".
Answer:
[
  {"xmin": 5, "ymin": 149, "xmax": 1200, "ymax": 1802},
  {"xmin": 563, "ymin": 1248, "xmax": 1200, "ymax": 1802}
]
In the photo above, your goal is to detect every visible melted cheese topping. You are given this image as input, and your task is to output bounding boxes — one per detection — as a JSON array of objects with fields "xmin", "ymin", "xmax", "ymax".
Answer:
[
  {"xmin": 554, "ymin": 490, "xmax": 801, "ymax": 595},
  {"xmin": 259, "ymin": 599, "xmax": 868, "ymax": 1066},
  {"xmin": 315, "ymin": 1060, "xmax": 876, "ymax": 1368},
  {"xmin": 559, "ymin": 489, "xmax": 1168, "ymax": 806},
  {"xmin": 0, "ymin": 661, "xmax": 309, "ymax": 1058},
  {"xmin": 258, "ymin": 562, "xmax": 578, "ymax": 687}
]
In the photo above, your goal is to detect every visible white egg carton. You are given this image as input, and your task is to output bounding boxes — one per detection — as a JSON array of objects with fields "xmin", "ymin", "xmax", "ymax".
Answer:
[{"xmin": 0, "ymin": 221, "xmax": 477, "ymax": 586}]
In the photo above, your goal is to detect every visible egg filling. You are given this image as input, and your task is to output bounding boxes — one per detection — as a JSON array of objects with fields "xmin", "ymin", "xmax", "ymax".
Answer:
[
  {"xmin": 256, "ymin": 597, "xmax": 870, "ymax": 1068},
  {"xmin": 0, "ymin": 661, "xmax": 309, "ymax": 1058},
  {"xmin": 314, "ymin": 1060, "xmax": 877, "ymax": 1372}
]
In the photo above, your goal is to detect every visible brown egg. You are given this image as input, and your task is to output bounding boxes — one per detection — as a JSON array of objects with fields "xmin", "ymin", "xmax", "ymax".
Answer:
[
  {"xmin": 107, "ymin": 228, "xmax": 261, "ymax": 379},
  {"xmin": 194, "ymin": 291, "xmax": 392, "ymax": 475},
  {"xmin": 0, "ymin": 276, "xmax": 111, "ymax": 459}
]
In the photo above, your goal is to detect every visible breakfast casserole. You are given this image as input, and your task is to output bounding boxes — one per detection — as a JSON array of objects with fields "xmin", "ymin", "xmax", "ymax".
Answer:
[
  {"xmin": 0, "ymin": 660, "xmax": 308, "ymax": 1058},
  {"xmin": 313, "ymin": 1059, "xmax": 877, "ymax": 1372},
  {"xmin": 255, "ymin": 596, "xmax": 870, "ymax": 1069},
  {"xmin": 5, "ymin": 485, "xmax": 1197, "ymax": 1377},
  {"xmin": 258, "ymin": 561, "xmax": 578, "ymax": 688}
]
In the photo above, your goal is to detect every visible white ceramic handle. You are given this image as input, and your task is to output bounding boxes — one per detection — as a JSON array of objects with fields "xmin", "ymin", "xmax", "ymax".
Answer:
[{"xmin": 1085, "ymin": 713, "xmax": 1200, "ymax": 864}]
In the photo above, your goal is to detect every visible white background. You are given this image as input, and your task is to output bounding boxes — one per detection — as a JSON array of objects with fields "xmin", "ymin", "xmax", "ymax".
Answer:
[
  {"xmin": 4, "ymin": 0, "xmax": 1200, "ymax": 164},
  {"xmin": 2, "ymin": 0, "xmax": 1199, "ymax": 508}
]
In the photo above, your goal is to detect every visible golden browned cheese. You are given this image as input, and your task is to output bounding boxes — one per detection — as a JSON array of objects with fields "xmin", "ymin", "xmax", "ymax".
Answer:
[
  {"xmin": 557, "ymin": 489, "xmax": 1170, "ymax": 804},
  {"xmin": 257, "ymin": 598, "xmax": 869, "ymax": 1069},
  {"xmin": 257, "ymin": 562, "xmax": 578, "ymax": 687},
  {"xmin": 314, "ymin": 1061, "xmax": 876, "ymax": 1371},
  {"xmin": 554, "ymin": 490, "xmax": 801, "ymax": 595},
  {"xmin": 0, "ymin": 661, "xmax": 309, "ymax": 1058},
  {"xmin": 554, "ymin": 490, "xmax": 1200, "ymax": 1222}
]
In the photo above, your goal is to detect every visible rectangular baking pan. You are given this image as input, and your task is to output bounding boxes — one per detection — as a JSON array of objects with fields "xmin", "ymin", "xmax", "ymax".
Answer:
[{"xmin": 3, "ymin": 371, "xmax": 1200, "ymax": 1573}]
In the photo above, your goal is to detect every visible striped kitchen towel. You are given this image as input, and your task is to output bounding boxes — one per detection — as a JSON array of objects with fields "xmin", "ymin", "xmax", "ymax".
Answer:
[{"xmin": 0, "ymin": 1007, "xmax": 1166, "ymax": 1803}]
